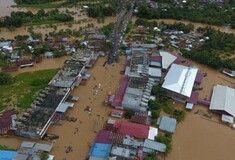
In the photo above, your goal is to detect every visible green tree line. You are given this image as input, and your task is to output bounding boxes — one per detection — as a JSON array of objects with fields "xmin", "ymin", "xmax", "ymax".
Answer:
[
  {"xmin": 0, "ymin": 9, "xmax": 73, "ymax": 28},
  {"xmin": 136, "ymin": 4, "xmax": 235, "ymax": 28},
  {"xmin": 181, "ymin": 27, "xmax": 235, "ymax": 70}
]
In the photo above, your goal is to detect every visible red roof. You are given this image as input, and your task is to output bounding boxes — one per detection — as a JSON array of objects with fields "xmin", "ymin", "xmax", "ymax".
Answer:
[
  {"xmin": 111, "ymin": 75, "xmax": 129, "ymax": 107},
  {"xmin": 0, "ymin": 109, "xmax": 15, "ymax": 135},
  {"xmin": 95, "ymin": 130, "xmax": 111, "ymax": 144},
  {"xmin": 149, "ymin": 56, "xmax": 162, "ymax": 62},
  {"xmin": 131, "ymin": 112, "xmax": 150, "ymax": 125},
  {"xmin": 114, "ymin": 121, "xmax": 149, "ymax": 139}
]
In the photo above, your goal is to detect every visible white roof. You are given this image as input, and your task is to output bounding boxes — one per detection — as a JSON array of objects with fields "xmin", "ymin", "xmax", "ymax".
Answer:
[
  {"xmin": 210, "ymin": 85, "xmax": 235, "ymax": 117},
  {"xmin": 221, "ymin": 114, "xmax": 234, "ymax": 124},
  {"xmin": 56, "ymin": 102, "xmax": 74, "ymax": 113},
  {"xmin": 148, "ymin": 127, "xmax": 158, "ymax": 140},
  {"xmin": 148, "ymin": 67, "xmax": 161, "ymax": 77},
  {"xmin": 159, "ymin": 50, "xmax": 177, "ymax": 69},
  {"xmin": 162, "ymin": 64, "xmax": 198, "ymax": 97},
  {"xmin": 186, "ymin": 102, "xmax": 194, "ymax": 110}
]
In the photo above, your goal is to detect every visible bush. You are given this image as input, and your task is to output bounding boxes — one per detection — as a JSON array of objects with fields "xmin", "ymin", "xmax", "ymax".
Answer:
[
  {"xmin": 174, "ymin": 109, "xmax": 186, "ymax": 122},
  {"xmin": 157, "ymin": 134, "xmax": 172, "ymax": 154},
  {"xmin": 124, "ymin": 109, "xmax": 135, "ymax": 119},
  {"xmin": 0, "ymin": 72, "xmax": 12, "ymax": 85}
]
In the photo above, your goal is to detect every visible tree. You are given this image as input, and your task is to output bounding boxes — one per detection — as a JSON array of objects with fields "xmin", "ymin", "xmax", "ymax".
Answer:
[
  {"xmin": 124, "ymin": 109, "xmax": 135, "ymax": 119},
  {"xmin": 40, "ymin": 152, "xmax": 49, "ymax": 160},
  {"xmin": 0, "ymin": 72, "xmax": 12, "ymax": 85}
]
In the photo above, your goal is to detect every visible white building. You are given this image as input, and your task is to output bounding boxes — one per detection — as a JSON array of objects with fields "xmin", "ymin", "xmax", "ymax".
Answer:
[
  {"xmin": 209, "ymin": 85, "xmax": 235, "ymax": 117},
  {"xmin": 162, "ymin": 64, "xmax": 198, "ymax": 102}
]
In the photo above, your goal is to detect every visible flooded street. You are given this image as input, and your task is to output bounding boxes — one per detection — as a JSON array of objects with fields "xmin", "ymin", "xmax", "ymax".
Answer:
[
  {"xmin": 1, "ymin": 2, "xmax": 235, "ymax": 160},
  {"xmin": 0, "ymin": 0, "xmax": 27, "ymax": 17},
  {"xmin": 0, "ymin": 56, "xmax": 127, "ymax": 160}
]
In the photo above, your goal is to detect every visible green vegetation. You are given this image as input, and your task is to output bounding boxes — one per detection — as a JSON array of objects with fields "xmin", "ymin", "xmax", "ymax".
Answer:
[
  {"xmin": 143, "ymin": 152, "xmax": 156, "ymax": 160},
  {"xmin": 15, "ymin": 0, "xmax": 57, "ymax": 4},
  {"xmin": 40, "ymin": 152, "xmax": 49, "ymax": 160},
  {"xmin": 136, "ymin": 3, "xmax": 235, "ymax": 28},
  {"xmin": 135, "ymin": 18, "xmax": 194, "ymax": 34},
  {"xmin": 149, "ymin": 85, "xmax": 186, "ymax": 122},
  {"xmin": 124, "ymin": 109, "xmax": 135, "ymax": 119},
  {"xmin": 0, "ymin": 69, "xmax": 58, "ymax": 110},
  {"xmin": 86, "ymin": 0, "xmax": 118, "ymax": 19},
  {"xmin": 100, "ymin": 23, "xmax": 114, "ymax": 36},
  {"xmin": 181, "ymin": 27, "xmax": 235, "ymax": 70},
  {"xmin": 0, "ymin": 72, "xmax": 13, "ymax": 85},
  {"xmin": 157, "ymin": 133, "xmax": 172, "ymax": 154},
  {"xmin": 0, "ymin": 9, "xmax": 73, "ymax": 28},
  {"xmin": 0, "ymin": 145, "xmax": 15, "ymax": 151}
]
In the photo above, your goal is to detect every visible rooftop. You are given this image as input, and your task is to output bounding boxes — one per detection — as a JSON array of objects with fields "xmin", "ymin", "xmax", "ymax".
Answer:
[
  {"xmin": 162, "ymin": 64, "xmax": 198, "ymax": 97},
  {"xmin": 210, "ymin": 85, "xmax": 235, "ymax": 117},
  {"xmin": 89, "ymin": 143, "xmax": 112, "ymax": 158},
  {"xmin": 157, "ymin": 116, "xmax": 177, "ymax": 133},
  {"xmin": 15, "ymin": 87, "xmax": 70, "ymax": 137}
]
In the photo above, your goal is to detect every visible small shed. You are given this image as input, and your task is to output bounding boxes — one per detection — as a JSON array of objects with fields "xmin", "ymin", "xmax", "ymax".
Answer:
[{"xmin": 157, "ymin": 116, "xmax": 177, "ymax": 133}]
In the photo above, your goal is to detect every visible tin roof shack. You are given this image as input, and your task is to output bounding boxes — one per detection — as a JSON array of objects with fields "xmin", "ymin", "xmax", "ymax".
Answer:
[
  {"xmin": 157, "ymin": 116, "xmax": 177, "ymax": 133},
  {"xmin": 110, "ymin": 146, "xmax": 131, "ymax": 159},
  {"xmin": 143, "ymin": 139, "xmax": 166, "ymax": 153},
  {"xmin": 14, "ymin": 141, "xmax": 53, "ymax": 160},
  {"xmin": 0, "ymin": 109, "xmax": 16, "ymax": 135},
  {"xmin": 14, "ymin": 87, "xmax": 70, "ymax": 138}
]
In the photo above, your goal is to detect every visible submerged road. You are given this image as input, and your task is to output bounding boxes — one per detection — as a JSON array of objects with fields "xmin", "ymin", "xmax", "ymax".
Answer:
[{"xmin": 107, "ymin": 0, "xmax": 135, "ymax": 64}]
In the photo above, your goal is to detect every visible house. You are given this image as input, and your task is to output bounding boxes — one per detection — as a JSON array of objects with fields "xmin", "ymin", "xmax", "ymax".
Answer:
[
  {"xmin": 16, "ymin": 59, "xmax": 34, "ymax": 68},
  {"xmin": 0, "ymin": 109, "xmax": 16, "ymax": 135},
  {"xmin": 95, "ymin": 130, "xmax": 111, "ymax": 144},
  {"xmin": 209, "ymin": 85, "xmax": 235, "ymax": 117},
  {"xmin": 157, "ymin": 116, "xmax": 177, "ymax": 133},
  {"xmin": 45, "ymin": 51, "xmax": 54, "ymax": 58},
  {"xmin": 110, "ymin": 146, "xmax": 131, "ymax": 159},
  {"xmin": 0, "ymin": 150, "xmax": 17, "ymax": 160},
  {"xmin": 89, "ymin": 143, "xmax": 112, "ymax": 159},
  {"xmin": 159, "ymin": 51, "xmax": 177, "ymax": 70},
  {"xmin": 143, "ymin": 139, "xmax": 166, "ymax": 153},
  {"xmin": 13, "ymin": 141, "xmax": 54, "ymax": 160},
  {"xmin": 130, "ymin": 112, "xmax": 150, "ymax": 125},
  {"xmin": 162, "ymin": 64, "xmax": 198, "ymax": 103}
]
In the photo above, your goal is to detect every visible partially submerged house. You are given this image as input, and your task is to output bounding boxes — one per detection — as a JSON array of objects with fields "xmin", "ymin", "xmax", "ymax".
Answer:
[
  {"xmin": 162, "ymin": 63, "xmax": 198, "ymax": 103},
  {"xmin": 0, "ymin": 109, "xmax": 16, "ymax": 135},
  {"xmin": 209, "ymin": 85, "xmax": 235, "ymax": 117}
]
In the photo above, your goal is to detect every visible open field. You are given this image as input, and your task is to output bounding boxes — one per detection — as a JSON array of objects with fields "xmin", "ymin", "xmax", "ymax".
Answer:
[{"xmin": 0, "ymin": 69, "xmax": 58, "ymax": 111}]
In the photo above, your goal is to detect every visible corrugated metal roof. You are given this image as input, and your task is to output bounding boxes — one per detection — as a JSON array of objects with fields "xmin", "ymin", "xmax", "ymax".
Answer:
[
  {"xmin": 143, "ymin": 139, "xmax": 166, "ymax": 153},
  {"xmin": 21, "ymin": 141, "xmax": 35, "ymax": 148},
  {"xmin": 210, "ymin": 85, "xmax": 235, "ymax": 117},
  {"xmin": 34, "ymin": 143, "xmax": 53, "ymax": 152},
  {"xmin": 162, "ymin": 64, "xmax": 198, "ymax": 97},
  {"xmin": 159, "ymin": 50, "xmax": 177, "ymax": 69},
  {"xmin": 158, "ymin": 116, "xmax": 177, "ymax": 133}
]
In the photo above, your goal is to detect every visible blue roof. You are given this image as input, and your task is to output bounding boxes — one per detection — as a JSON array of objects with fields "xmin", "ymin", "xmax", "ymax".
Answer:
[
  {"xmin": 89, "ymin": 143, "xmax": 112, "ymax": 158},
  {"xmin": 0, "ymin": 150, "xmax": 17, "ymax": 160}
]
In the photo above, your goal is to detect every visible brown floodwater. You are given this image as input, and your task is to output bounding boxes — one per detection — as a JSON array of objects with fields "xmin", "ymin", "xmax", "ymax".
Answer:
[
  {"xmin": 132, "ymin": 16, "xmax": 235, "ymax": 34},
  {"xmin": 0, "ymin": 0, "xmax": 27, "ymax": 17}
]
